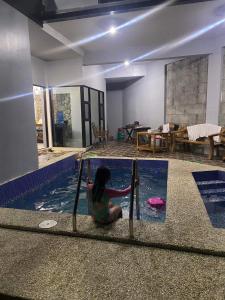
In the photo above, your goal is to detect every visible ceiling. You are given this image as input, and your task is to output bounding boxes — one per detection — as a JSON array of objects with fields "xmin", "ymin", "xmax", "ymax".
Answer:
[
  {"xmin": 50, "ymin": 0, "xmax": 225, "ymax": 58},
  {"xmin": 106, "ymin": 76, "xmax": 143, "ymax": 90},
  {"xmin": 29, "ymin": 0, "xmax": 225, "ymax": 63},
  {"xmin": 28, "ymin": 20, "xmax": 80, "ymax": 61}
]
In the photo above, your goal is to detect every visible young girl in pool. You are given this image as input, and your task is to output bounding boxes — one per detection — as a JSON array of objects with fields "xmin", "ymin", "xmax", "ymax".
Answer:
[{"xmin": 88, "ymin": 166, "xmax": 132, "ymax": 225}]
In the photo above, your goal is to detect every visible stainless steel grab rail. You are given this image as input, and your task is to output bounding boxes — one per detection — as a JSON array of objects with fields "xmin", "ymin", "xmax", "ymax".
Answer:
[
  {"xmin": 72, "ymin": 159, "xmax": 84, "ymax": 232},
  {"xmin": 87, "ymin": 159, "xmax": 92, "ymax": 215},
  {"xmin": 135, "ymin": 159, "xmax": 140, "ymax": 220},
  {"xmin": 73, "ymin": 158, "xmax": 139, "ymax": 236},
  {"xmin": 129, "ymin": 159, "xmax": 136, "ymax": 238}
]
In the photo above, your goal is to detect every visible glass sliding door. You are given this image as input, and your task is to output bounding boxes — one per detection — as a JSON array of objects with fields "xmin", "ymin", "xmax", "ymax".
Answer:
[
  {"xmin": 99, "ymin": 91, "xmax": 105, "ymax": 131},
  {"xmin": 50, "ymin": 86, "xmax": 82, "ymax": 147},
  {"xmin": 81, "ymin": 86, "xmax": 92, "ymax": 147},
  {"xmin": 90, "ymin": 89, "xmax": 99, "ymax": 129},
  {"xmin": 49, "ymin": 85, "xmax": 105, "ymax": 148}
]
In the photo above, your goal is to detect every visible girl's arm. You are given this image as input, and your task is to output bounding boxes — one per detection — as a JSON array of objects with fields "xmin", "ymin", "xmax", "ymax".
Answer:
[
  {"xmin": 105, "ymin": 186, "xmax": 131, "ymax": 198},
  {"xmin": 87, "ymin": 183, "xmax": 94, "ymax": 190}
]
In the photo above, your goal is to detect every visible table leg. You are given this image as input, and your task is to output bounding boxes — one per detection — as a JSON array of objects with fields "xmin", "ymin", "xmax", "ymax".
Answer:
[
  {"xmin": 128, "ymin": 128, "xmax": 134, "ymax": 141},
  {"xmin": 137, "ymin": 132, "xmax": 139, "ymax": 150},
  {"xmin": 152, "ymin": 134, "xmax": 156, "ymax": 154},
  {"xmin": 148, "ymin": 133, "xmax": 151, "ymax": 150}
]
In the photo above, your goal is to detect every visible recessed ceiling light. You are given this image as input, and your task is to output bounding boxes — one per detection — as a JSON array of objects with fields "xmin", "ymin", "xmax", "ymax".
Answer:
[
  {"xmin": 124, "ymin": 60, "xmax": 130, "ymax": 67},
  {"xmin": 109, "ymin": 26, "xmax": 117, "ymax": 35}
]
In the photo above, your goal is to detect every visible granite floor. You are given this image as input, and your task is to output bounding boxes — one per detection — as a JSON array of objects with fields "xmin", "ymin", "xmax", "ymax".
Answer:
[
  {"xmin": 38, "ymin": 147, "xmax": 84, "ymax": 168},
  {"xmin": 2, "ymin": 142, "xmax": 225, "ymax": 299},
  {"xmin": 1, "ymin": 228, "xmax": 225, "ymax": 300}
]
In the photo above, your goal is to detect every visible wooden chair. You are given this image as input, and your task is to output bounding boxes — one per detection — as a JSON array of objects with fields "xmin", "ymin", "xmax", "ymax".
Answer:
[
  {"xmin": 36, "ymin": 123, "xmax": 43, "ymax": 143},
  {"xmin": 158, "ymin": 123, "xmax": 179, "ymax": 151},
  {"xmin": 171, "ymin": 126, "xmax": 225, "ymax": 160},
  {"xmin": 208, "ymin": 128, "xmax": 225, "ymax": 160},
  {"xmin": 91, "ymin": 123, "xmax": 108, "ymax": 147}
]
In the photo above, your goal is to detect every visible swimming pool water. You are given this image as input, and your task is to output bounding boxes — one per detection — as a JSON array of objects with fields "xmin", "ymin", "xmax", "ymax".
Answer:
[
  {"xmin": 4, "ymin": 159, "xmax": 168, "ymax": 223},
  {"xmin": 193, "ymin": 171, "xmax": 225, "ymax": 229}
]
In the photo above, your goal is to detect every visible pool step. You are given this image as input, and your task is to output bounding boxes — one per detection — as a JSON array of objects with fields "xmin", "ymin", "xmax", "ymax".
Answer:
[
  {"xmin": 201, "ymin": 189, "xmax": 225, "ymax": 195},
  {"xmin": 205, "ymin": 201, "xmax": 225, "ymax": 208},
  {"xmin": 197, "ymin": 182, "xmax": 225, "ymax": 190},
  {"xmin": 197, "ymin": 181, "xmax": 225, "ymax": 196},
  {"xmin": 196, "ymin": 180, "xmax": 225, "ymax": 185}
]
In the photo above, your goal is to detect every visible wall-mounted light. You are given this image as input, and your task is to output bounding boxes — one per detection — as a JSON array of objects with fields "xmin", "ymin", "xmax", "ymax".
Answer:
[{"xmin": 124, "ymin": 60, "xmax": 130, "ymax": 67}]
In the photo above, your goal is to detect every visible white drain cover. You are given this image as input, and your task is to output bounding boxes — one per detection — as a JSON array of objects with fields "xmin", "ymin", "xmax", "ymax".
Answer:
[{"xmin": 39, "ymin": 220, "xmax": 57, "ymax": 229}]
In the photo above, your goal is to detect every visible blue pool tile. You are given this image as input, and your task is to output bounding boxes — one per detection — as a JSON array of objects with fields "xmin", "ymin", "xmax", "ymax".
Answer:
[{"xmin": 0, "ymin": 155, "xmax": 77, "ymax": 206}]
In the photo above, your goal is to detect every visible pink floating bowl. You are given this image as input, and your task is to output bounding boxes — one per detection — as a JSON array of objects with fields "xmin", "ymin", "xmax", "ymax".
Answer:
[{"xmin": 147, "ymin": 197, "xmax": 166, "ymax": 208}]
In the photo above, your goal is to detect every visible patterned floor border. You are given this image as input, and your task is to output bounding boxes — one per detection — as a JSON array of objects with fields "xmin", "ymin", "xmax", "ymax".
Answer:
[{"xmin": 84, "ymin": 141, "xmax": 225, "ymax": 168}]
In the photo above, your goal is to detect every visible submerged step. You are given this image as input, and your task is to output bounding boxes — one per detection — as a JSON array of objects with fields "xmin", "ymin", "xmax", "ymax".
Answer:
[
  {"xmin": 196, "ymin": 180, "xmax": 225, "ymax": 185},
  {"xmin": 201, "ymin": 189, "xmax": 225, "ymax": 195},
  {"xmin": 197, "ymin": 183, "xmax": 225, "ymax": 191},
  {"xmin": 193, "ymin": 170, "xmax": 225, "ymax": 229}
]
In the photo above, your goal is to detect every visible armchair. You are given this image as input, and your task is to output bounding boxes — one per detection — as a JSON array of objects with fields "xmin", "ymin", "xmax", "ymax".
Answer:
[{"xmin": 91, "ymin": 123, "xmax": 109, "ymax": 147}]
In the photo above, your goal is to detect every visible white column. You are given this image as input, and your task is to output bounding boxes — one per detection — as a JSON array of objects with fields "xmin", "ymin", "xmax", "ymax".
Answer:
[
  {"xmin": 206, "ymin": 48, "xmax": 223, "ymax": 124},
  {"xmin": 0, "ymin": 1, "xmax": 38, "ymax": 184}
]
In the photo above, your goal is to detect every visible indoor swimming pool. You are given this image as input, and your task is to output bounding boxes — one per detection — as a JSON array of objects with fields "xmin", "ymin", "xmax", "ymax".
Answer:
[{"xmin": 0, "ymin": 156, "xmax": 168, "ymax": 223}]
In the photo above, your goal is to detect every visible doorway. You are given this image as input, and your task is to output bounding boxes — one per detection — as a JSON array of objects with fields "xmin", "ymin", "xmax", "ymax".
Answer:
[
  {"xmin": 50, "ymin": 85, "xmax": 105, "ymax": 148},
  {"xmin": 33, "ymin": 85, "xmax": 48, "ymax": 149}
]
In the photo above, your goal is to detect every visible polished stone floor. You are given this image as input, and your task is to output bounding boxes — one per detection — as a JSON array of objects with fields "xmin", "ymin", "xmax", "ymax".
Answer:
[
  {"xmin": 1, "ymin": 228, "xmax": 225, "ymax": 300},
  {"xmin": 85, "ymin": 141, "xmax": 225, "ymax": 167},
  {"xmin": 38, "ymin": 141, "xmax": 225, "ymax": 168},
  {"xmin": 1, "ymin": 142, "xmax": 225, "ymax": 299}
]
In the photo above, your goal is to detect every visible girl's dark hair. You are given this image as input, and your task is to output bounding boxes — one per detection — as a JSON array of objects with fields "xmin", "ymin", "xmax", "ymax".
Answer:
[{"xmin": 92, "ymin": 166, "xmax": 111, "ymax": 203}]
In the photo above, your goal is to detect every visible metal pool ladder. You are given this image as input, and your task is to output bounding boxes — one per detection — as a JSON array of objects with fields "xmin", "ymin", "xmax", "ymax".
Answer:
[
  {"xmin": 72, "ymin": 159, "xmax": 84, "ymax": 232},
  {"xmin": 73, "ymin": 158, "xmax": 140, "ymax": 237},
  {"xmin": 129, "ymin": 159, "xmax": 140, "ymax": 238}
]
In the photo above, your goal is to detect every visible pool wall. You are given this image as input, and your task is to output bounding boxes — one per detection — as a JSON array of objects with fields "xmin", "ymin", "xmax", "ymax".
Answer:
[{"xmin": 0, "ymin": 155, "xmax": 77, "ymax": 207}]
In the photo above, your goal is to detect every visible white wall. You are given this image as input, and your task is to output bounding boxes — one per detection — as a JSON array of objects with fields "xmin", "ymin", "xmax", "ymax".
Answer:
[
  {"xmin": 105, "ymin": 52, "xmax": 223, "ymax": 130},
  {"xmin": 107, "ymin": 90, "xmax": 124, "ymax": 138},
  {"xmin": 104, "ymin": 63, "xmax": 147, "ymax": 79},
  {"xmin": 31, "ymin": 56, "xmax": 47, "ymax": 87},
  {"xmin": 206, "ymin": 48, "xmax": 223, "ymax": 124},
  {"xmin": 83, "ymin": 65, "xmax": 106, "ymax": 92},
  {"xmin": 0, "ymin": 0, "xmax": 38, "ymax": 184},
  {"xmin": 47, "ymin": 57, "xmax": 83, "ymax": 86},
  {"xmin": 105, "ymin": 60, "xmax": 176, "ymax": 129}
]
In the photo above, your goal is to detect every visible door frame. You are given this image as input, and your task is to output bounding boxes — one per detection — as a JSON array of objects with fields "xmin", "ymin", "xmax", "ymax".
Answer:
[{"xmin": 33, "ymin": 84, "xmax": 49, "ymax": 148}]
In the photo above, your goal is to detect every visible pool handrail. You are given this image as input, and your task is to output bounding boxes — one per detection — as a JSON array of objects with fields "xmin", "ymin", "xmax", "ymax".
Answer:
[
  {"xmin": 129, "ymin": 159, "xmax": 136, "ymax": 238},
  {"xmin": 135, "ymin": 160, "xmax": 140, "ymax": 220},
  {"xmin": 72, "ymin": 159, "xmax": 84, "ymax": 232},
  {"xmin": 87, "ymin": 159, "xmax": 92, "ymax": 215}
]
